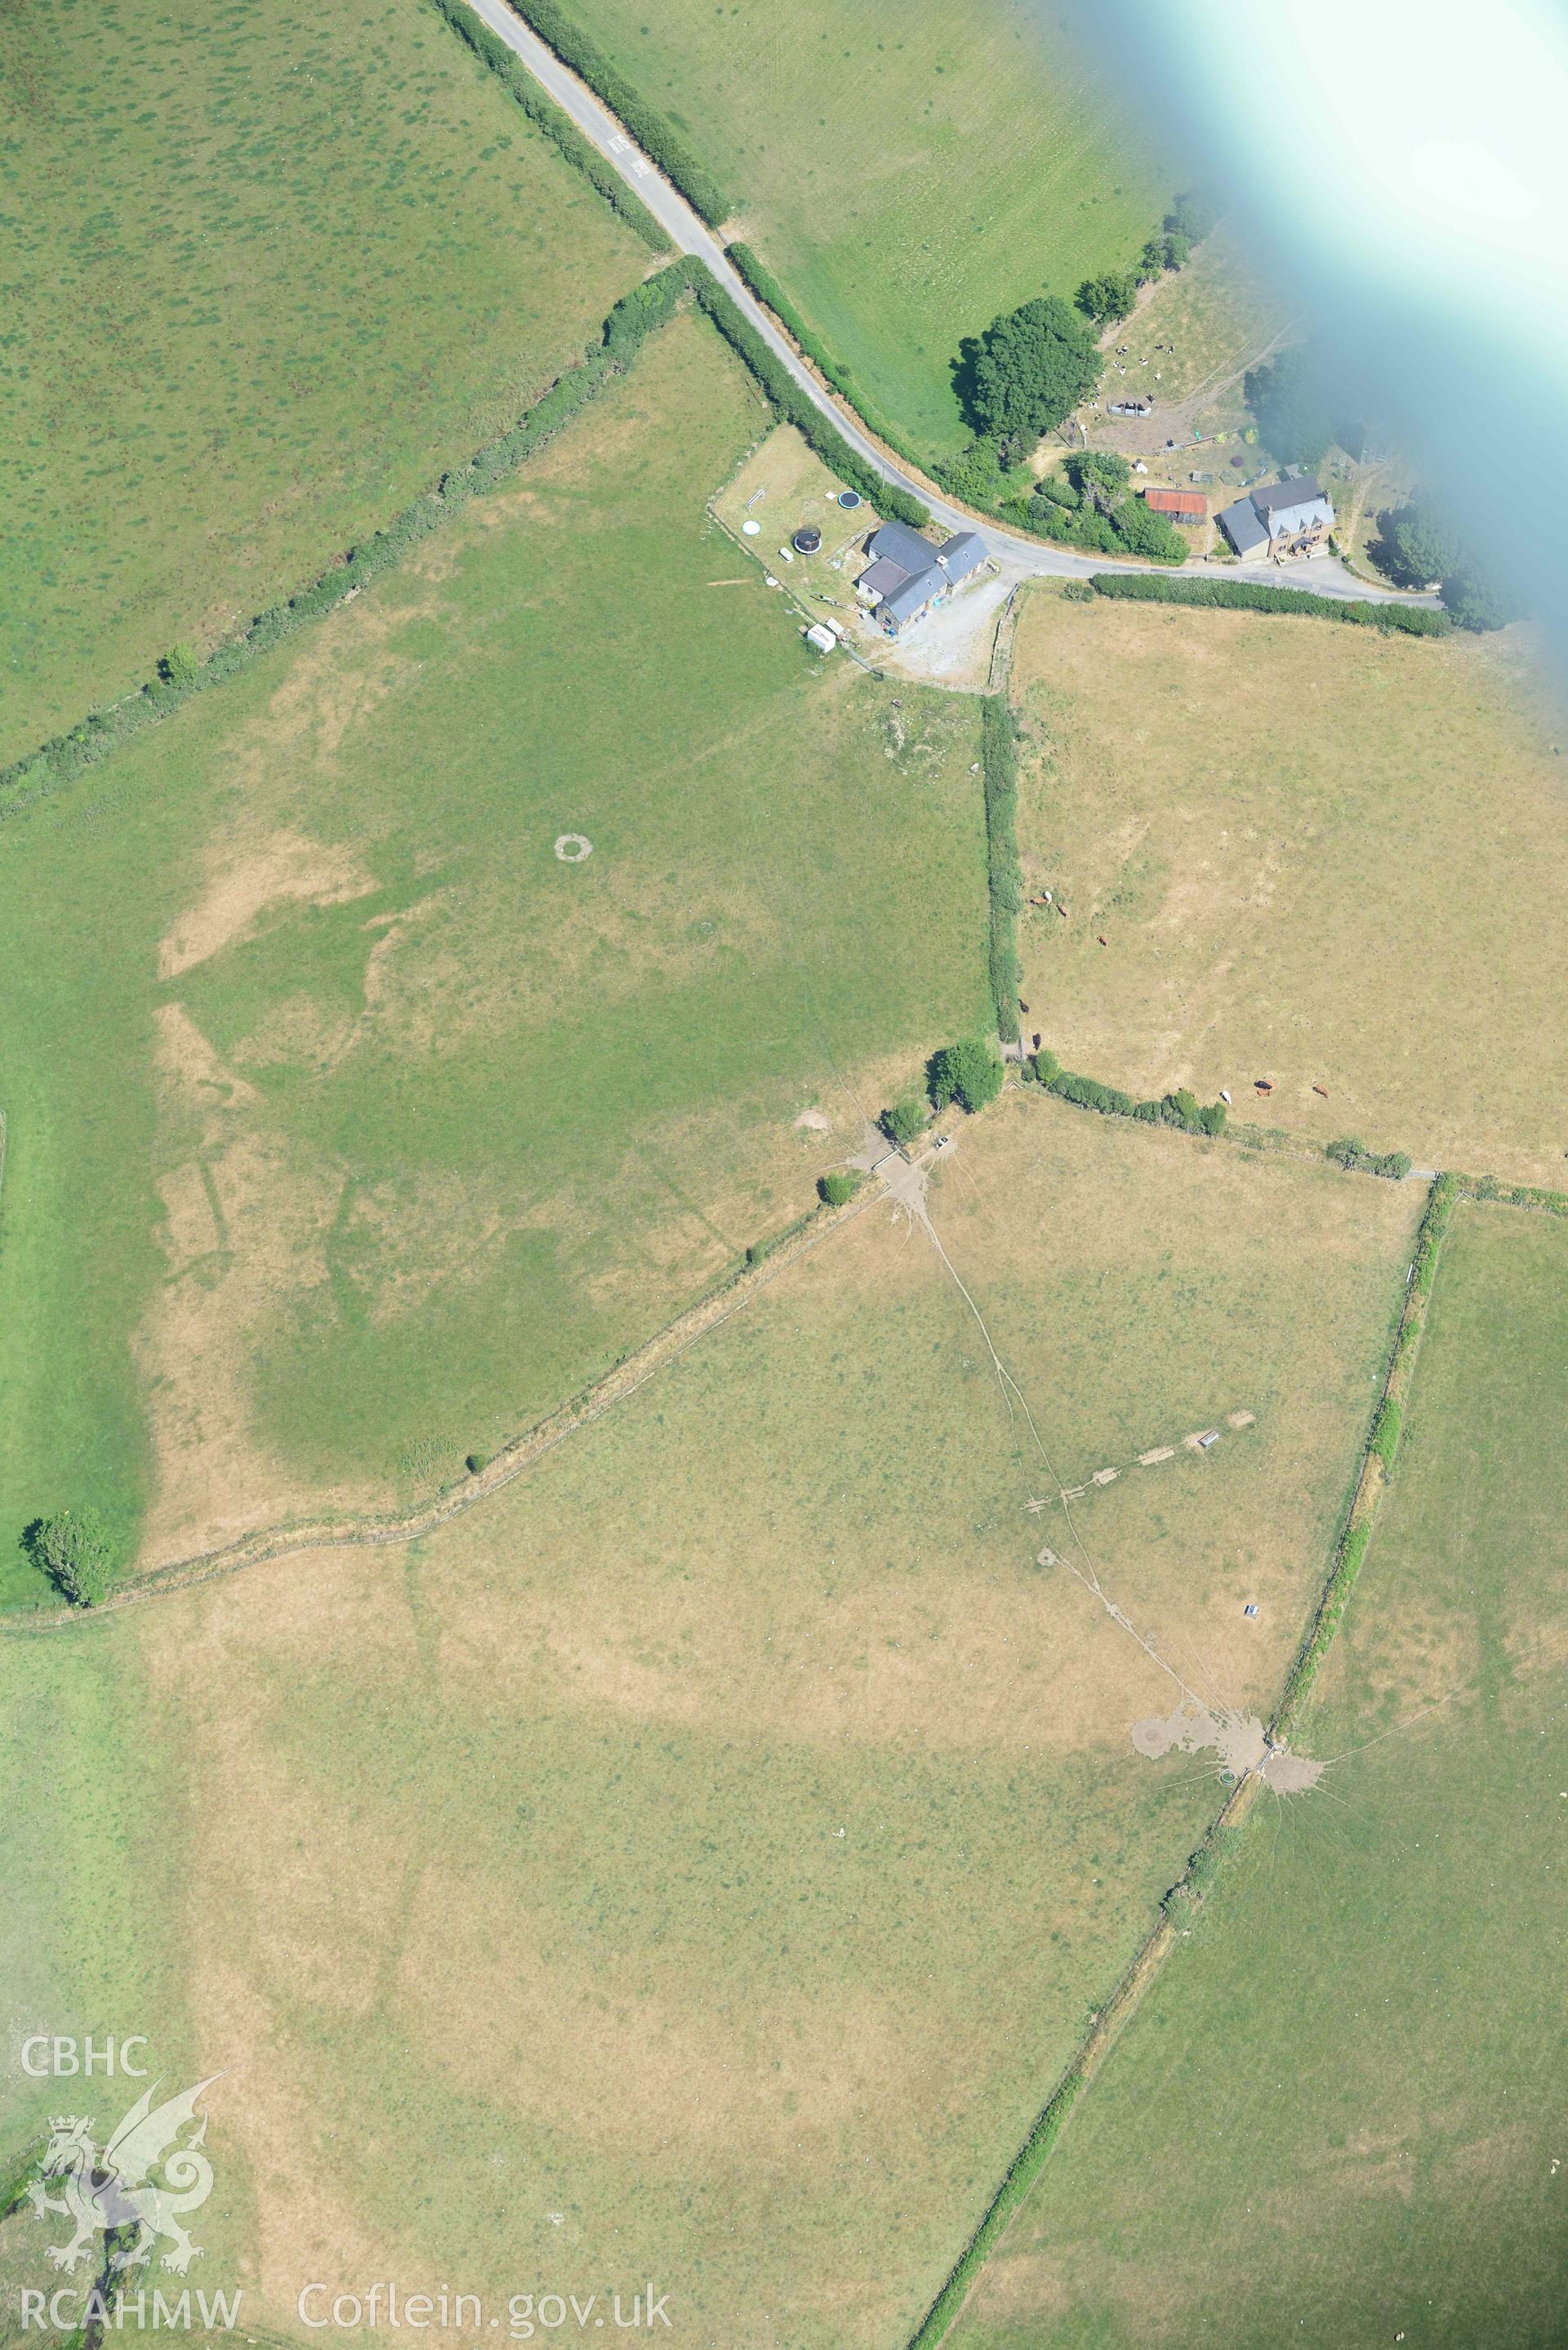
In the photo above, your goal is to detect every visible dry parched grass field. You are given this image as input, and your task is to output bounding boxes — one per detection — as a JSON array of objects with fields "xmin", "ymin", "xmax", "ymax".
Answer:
[
  {"xmin": 1010, "ymin": 593, "xmax": 1568, "ymax": 1184},
  {"xmin": 949, "ymin": 1201, "xmax": 1568, "ymax": 2350},
  {"xmin": 0, "ymin": 313, "xmax": 991, "ymax": 1600},
  {"xmin": 0, "ymin": 1099, "xmax": 1423, "ymax": 2347}
]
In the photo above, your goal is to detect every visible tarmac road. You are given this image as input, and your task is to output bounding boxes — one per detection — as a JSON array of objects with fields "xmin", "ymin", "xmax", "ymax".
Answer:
[{"xmin": 464, "ymin": 0, "xmax": 1432, "ymax": 607}]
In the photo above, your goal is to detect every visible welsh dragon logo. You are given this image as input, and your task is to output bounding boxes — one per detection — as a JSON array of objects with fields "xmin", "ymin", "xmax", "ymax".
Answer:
[{"xmin": 25, "ymin": 2076, "xmax": 223, "ymax": 2276}]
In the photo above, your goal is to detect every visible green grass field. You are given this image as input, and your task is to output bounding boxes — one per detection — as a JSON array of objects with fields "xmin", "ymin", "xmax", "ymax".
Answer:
[
  {"xmin": 0, "ymin": 0, "xmax": 649, "ymax": 764},
  {"xmin": 1010, "ymin": 592, "xmax": 1568, "ymax": 1184},
  {"xmin": 947, "ymin": 1200, "xmax": 1568, "ymax": 2350},
  {"xmin": 0, "ymin": 1095, "xmax": 1422, "ymax": 2343},
  {"xmin": 559, "ymin": 0, "xmax": 1173, "ymax": 458},
  {"xmin": 0, "ymin": 309, "xmax": 992, "ymax": 1599}
]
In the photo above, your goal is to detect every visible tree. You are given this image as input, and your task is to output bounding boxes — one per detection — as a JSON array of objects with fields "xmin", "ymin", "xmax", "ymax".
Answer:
[
  {"xmin": 1441, "ymin": 570, "xmax": 1523, "ymax": 634},
  {"xmin": 1112, "ymin": 498, "xmax": 1187, "ymax": 563},
  {"xmin": 1165, "ymin": 189, "xmax": 1218, "ymax": 243},
  {"xmin": 960, "ymin": 297, "xmax": 1100, "ymax": 463},
  {"xmin": 159, "ymin": 642, "xmax": 200, "ymax": 688},
  {"xmin": 1066, "ymin": 450, "xmax": 1131, "ymax": 506},
  {"xmin": 818, "ymin": 1171, "xmax": 858, "ymax": 1206},
  {"xmin": 1370, "ymin": 497, "xmax": 1464, "ymax": 591},
  {"xmin": 880, "ymin": 1097, "xmax": 926, "ymax": 1148},
  {"xmin": 1244, "ymin": 345, "xmax": 1338, "ymax": 467},
  {"xmin": 26, "ymin": 1507, "xmax": 119, "ymax": 1607},
  {"xmin": 1372, "ymin": 497, "xmax": 1522, "ymax": 631},
  {"xmin": 1138, "ymin": 231, "xmax": 1191, "ymax": 282},
  {"xmin": 928, "ymin": 1039, "xmax": 1004, "ymax": 1116},
  {"xmin": 1076, "ymin": 269, "xmax": 1139, "ymax": 326}
]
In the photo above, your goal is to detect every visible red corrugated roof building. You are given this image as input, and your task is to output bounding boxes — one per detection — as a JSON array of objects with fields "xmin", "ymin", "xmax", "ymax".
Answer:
[{"xmin": 1142, "ymin": 488, "xmax": 1207, "ymax": 523}]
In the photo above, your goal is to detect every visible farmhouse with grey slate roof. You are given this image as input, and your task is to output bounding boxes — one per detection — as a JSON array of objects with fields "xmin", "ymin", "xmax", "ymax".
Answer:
[
  {"xmin": 1218, "ymin": 476, "xmax": 1334, "ymax": 561},
  {"xmin": 856, "ymin": 522, "xmax": 991, "ymax": 634}
]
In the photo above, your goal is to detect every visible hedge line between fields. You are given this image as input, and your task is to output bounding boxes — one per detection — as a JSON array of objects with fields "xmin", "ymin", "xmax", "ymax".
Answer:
[
  {"xmin": 980, "ymin": 698, "xmax": 1022, "ymax": 1043},
  {"xmin": 907, "ymin": 2072, "xmax": 1085, "ymax": 2350},
  {"xmin": 0, "ymin": 264, "xmax": 693, "ymax": 818},
  {"xmin": 488, "ymin": 0, "xmax": 731, "ymax": 225},
  {"xmin": 426, "ymin": 0, "xmax": 670, "ymax": 249},
  {"xmin": 1025, "ymin": 1051, "xmax": 1228, "ymax": 1139},
  {"xmin": 682, "ymin": 260, "xmax": 930, "ymax": 528},
  {"xmin": 1454, "ymin": 1171, "xmax": 1568, "ymax": 1217},
  {"xmin": 1089, "ymin": 571, "xmax": 1451, "ymax": 635},
  {"xmin": 724, "ymin": 241, "xmax": 930, "ymax": 468},
  {"xmin": 0, "ymin": 260, "xmax": 928, "ymax": 819},
  {"xmin": 1275, "ymin": 1171, "xmax": 1456, "ymax": 1731}
]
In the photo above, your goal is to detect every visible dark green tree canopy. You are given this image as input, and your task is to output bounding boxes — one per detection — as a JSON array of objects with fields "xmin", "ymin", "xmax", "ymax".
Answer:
[
  {"xmin": 1370, "ymin": 497, "xmax": 1465, "ymax": 591},
  {"xmin": 928, "ymin": 1038, "xmax": 1004, "ymax": 1116},
  {"xmin": 1372, "ymin": 496, "xmax": 1523, "ymax": 631},
  {"xmin": 26, "ymin": 1506, "xmax": 119, "ymax": 1607},
  {"xmin": 880, "ymin": 1096, "xmax": 926, "ymax": 1148},
  {"xmin": 962, "ymin": 297, "xmax": 1100, "ymax": 461},
  {"xmin": 1244, "ymin": 344, "xmax": 1339, "ymax": 467},
  {"xmin": 1165, "ymin": 189, "xmax": 1218, "ymax": 243},
  {"xmin": 1076, "ymin": 269, "xmax": 1139, "ymax": 326}
]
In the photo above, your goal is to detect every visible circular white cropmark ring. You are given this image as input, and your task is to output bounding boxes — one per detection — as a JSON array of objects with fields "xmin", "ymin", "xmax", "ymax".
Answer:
[{"xmin": 554, "ymin": 833, "xmax": 594, "ymax": 863}]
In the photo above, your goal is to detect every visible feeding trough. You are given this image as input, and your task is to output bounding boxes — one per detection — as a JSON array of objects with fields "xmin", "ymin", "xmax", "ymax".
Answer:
[{"xmin": 792, "ymin": 525, "xmax": 822, "ymax": 555}]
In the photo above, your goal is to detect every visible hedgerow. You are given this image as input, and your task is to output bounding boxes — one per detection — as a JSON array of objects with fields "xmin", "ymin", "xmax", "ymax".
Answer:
[
  {"xmin": 1089, "ymin": 571, "xmax": 1450, "ymax": 635},
  {"xmin": 425, "ymin": 0, "xmax": 670, "ymax": 251},
  {"xmin": 908, "ymin": 2071, "xmax": 1084, "ymax": 2350},
  {"xmin": 491, "ymin": 0, "xmax": 731, "ymax": 225},
  {"xmin": 1325, "ymin": 1136, "xmax": 1413, "ymax": 1182},
  {"xmin": 980, "ymin": 698, "xmax": 1022, "ymax": 1042},
  {"xmin": 682, "ymin": 261, "xmax": 930, "ymax": 528},
  {"xmin": 0, "ymin": 255, "xmax": 927, "ymax": 825},
  {"xmin": 1276, "ymin": 1171, "xmax": 1452, "ymax": 1729},
  {"xmin": 1028, "ymin": 1055, "xmax": 1227, "ymax": 1138},
  {"xmin": 724, "ymin": 243, "xmax": 927, "ymax": 465},
  {"xmin": 1369, "ymin": 1395, "xmax": 1403, "ymax": 1474},
  {"xmin": 0, "ymin": 265, "xmax": 690, "ymax": 820}
]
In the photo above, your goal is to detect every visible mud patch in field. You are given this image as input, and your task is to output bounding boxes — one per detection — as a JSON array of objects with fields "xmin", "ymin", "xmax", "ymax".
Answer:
[{"xmin": 1132, "ymin": 1698, "xmax": 1323, "ymax": 1791}]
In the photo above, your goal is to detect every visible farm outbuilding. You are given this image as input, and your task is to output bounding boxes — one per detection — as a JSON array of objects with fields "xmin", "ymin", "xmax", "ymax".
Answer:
[
  {"xmin": 1142, "ymin": 488, "xmax": 1206, "ymax": 524},
  {"xmin": 854, "ymin": 521, "xmax": 993, "ymax": 635}
]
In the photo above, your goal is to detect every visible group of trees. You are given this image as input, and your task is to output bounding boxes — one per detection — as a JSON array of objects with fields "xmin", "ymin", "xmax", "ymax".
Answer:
[
  {"xmin": 936, "ymin": 190, "xmax": 1217, "ymax": 537},
  {"xmin": 956, "ymin": 297, "xmax": 1102, "ymax": 468},
  {"xmin": 1370, "ymin": 496, "xmax": 1520, "ymax": 632},
  {"xmin": 1076, "ymin": 190, "xmax": 1218, "ymax": 327},
  {"xmin": 1241, "ymin": 345, "xmax": 1344, "ymax": 470},
  {"xmin": 1027, "ymin": 450, "xmax": 1187, "ymax": 561},
  {"xmin": 928, "ymin": 1040, "xmax": 1004, "ymax": 1117},
  {"xmin": 1325, "ymin": 1136, "xmax": 1413, "ymax": 1182}
]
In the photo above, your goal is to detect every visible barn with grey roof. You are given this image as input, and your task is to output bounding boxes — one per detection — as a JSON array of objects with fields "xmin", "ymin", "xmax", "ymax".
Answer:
[{"xmin": 854, "ymin": 523, "xmax": 993, "ymax": 634}]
